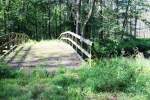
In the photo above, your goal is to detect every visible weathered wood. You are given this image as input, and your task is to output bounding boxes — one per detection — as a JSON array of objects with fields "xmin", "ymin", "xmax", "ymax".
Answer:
[
  {"xmin": 4, "ymin": 40, "xmax": 83, "ymax": 68},
  {"xmin": 0, "ymin": 46, "xmax": 17, "ymax": 59},
  {"xmin": 0, "ymin": 48, "xmax": 3, "ymax": 54},
  {"xmin": 59, "ymin": 31, "xmax": 93, "ymax": 60}
]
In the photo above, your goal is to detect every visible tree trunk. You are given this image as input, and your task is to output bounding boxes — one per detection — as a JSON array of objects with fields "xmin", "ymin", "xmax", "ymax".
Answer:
[
  {"xmin": 81, "ymin": 0, "xmax": 96, "ymax": 38},
  {"xmin": 123, "ymin": 0, "xmax": 131, "ymax": 28},
  {"xmin": 35, "ymin": 7, "xmax": 38, "ymax": 39},
  {"xmin": 59, "ymin": 0, "xmax": 62, "ymax": 33},
  {"xmin": 48, "ymin": 0, "xmax": 51, "ymax": 38},
  {"xmin": 4, "ymin": 9, "xmax": 7, "ymax": 34},
  {"xmin": 99, "ymin": 0, "xmax": 104, "ymax": 40},
  {"xmin": 115, "ymin": 0, "xmax": 119, "ymax": 24},
  {"xmin": 55, "ymin": 7, "xmax": 58, "ymax": 37},
  {"xmin": 122, "ymin": 0, "xmax": 131, "ymax": 39},
  {"xmin": 134, "ymin": 7, "xmax": 138, "ymax": 38},
  {"xmin": 76, "ymin": 0, "xmax": 81, "ymax": 35}
]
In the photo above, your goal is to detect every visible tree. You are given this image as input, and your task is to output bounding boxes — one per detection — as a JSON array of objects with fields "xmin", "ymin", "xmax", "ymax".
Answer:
[
  {"xmin": 81, "ymin": 0, "xmax": 96, "ymax": 37},
  {"xmin": 75, "ymin": 0, "xmax": 81, "ymax": 35}
]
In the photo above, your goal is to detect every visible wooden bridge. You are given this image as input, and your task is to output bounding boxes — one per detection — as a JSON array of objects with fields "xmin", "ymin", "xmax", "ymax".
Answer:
[{"xmin": 0, "ymin": 31, "xmax": 92, "ymax": 70}]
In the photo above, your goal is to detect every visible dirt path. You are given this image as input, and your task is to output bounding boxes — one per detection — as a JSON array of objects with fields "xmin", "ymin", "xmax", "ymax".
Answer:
[{"xmin": 4, "ymin": 40, "xmax": 83, "ymax": 70}]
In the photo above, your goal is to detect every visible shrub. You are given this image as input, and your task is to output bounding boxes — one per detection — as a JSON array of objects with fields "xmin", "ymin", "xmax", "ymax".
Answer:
[
  {"xmin": 93, "ymin": 39, "xmax": 119, "ymax": 57},
  {"xmin": 79, "ymin": 58, "xmax": 138, "ymax": 92},
  {"xmin": 0, "ymin": 61, "xmax": 18, "ymax": 79},
  {"xmin": 93, "ymin": 38, "xmax": 150, "ymax": 57}
]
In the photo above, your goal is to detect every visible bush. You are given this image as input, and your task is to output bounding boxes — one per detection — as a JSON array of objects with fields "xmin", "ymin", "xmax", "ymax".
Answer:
[
  {"xmin": 79, "ymin": 58, "xmax": 138, "ymax": 92},
  {"xmin": 0, "ymin": 61, "xmax": 17, "ymax": 79},
  {"xmin": 93, "ymin": 38, "xmax": 150, "ymax": 57},
  {"xmin": 93, "ymin": 39, "xmax": 119, "ymax": 57}
]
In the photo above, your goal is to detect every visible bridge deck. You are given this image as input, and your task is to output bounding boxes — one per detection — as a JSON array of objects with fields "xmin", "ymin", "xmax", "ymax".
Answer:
[{"xmin": 3, "ymin": 40, "xmax": 83, "ymax": 70}]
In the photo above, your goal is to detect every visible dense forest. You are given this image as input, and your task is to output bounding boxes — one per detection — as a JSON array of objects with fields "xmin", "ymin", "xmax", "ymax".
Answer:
[
  {"xmin": 0, "ymin": 0, "xmax": 150, "ymax": 57},
  {"xmin": 0, "ymin": 0, "xmax": 149, "ymax": 38},
  {"xmin": 0, "ymin": 0, "xmax": 150, "ymax": 99}
]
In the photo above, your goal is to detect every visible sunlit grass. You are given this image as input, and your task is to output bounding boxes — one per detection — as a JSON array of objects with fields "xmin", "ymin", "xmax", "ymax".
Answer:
[{"xmin": 1, "ymin": 57, "xmax": 150, "ymax": 99}]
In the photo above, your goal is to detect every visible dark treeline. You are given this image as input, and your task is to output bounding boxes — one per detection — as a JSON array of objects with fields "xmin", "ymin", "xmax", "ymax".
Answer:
[{"xmin": 0, "ymin": 0, "xmax": 75, "ymax": 40}]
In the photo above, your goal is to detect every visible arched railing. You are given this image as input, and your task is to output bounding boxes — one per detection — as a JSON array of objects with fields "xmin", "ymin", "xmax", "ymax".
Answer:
[
  {"xmin": 0, "ymin": 32, "xmax": 29, "ymax": 59},
  {"xmin": 59, "ymin": 31, "xmax": 92, "ymax": 66}
]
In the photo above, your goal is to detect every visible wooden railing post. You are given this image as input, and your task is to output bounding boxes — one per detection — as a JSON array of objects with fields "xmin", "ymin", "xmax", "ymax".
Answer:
[
  {"xmin": 0, "ymin": 32, "xmax": 29, "ymax": 58},
  {"xmin": 75, "ymin": 36, "xmax": 78, "ymax": 52},
  {"xmin": 71, "ymin": 35, "xmax": 73, "ymax": 47},
  {"xmin": 12, "ymin": 34, "xmax": 14, "ymax": 46},
  {"xmin": 0, "ymin": 48, "xmax": 2, "ymax": 54},
  {"xmin": 81, "ymin": 40, "xmax": 83, "ymax": 58},
  {"xmin": 7, "ymin": 34, "xmax": 11, "ymax": 50},
  {"xmin": 89, "ymin": 45, "xmax": 92, "ymax": 67}
]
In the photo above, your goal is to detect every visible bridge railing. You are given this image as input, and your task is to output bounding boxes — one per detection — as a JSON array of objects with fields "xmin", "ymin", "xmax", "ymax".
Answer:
[
  {"xmin": 0, "ymin": 32, "xmax": 29, "ymax": 58},
  {"xmin": 59, "ymin": 31, "xmax": 93, "ymax": 65}
]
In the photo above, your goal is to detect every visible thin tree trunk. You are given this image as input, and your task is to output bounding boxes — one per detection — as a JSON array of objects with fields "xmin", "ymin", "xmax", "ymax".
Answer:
[
  {"xmin": 99, "ymin": 0, "xmax": 104, "ymax": 40},
  {"xmin": 35, "ymin": 7, "xmax": 38, "ymax": 39},
  {"xmin": 55, "ymin": 7, "xmax": 58, "ymax": 37},
  {"xmin": 76, "ymin": 0, "xmax": 81, "ymax": 35},
  {"xmin": 134, "ymin": 12, "xmax": 138, "ymax": 38},
  {"xmin": 59, "ymin": 0, "xmax": 62, "ymax": 33},
  {"xmin": 4, "ymin": 9, "xmax": 7, "ymax": 34},
  {"xmin": 48, "ymin": 0, "xmax": 51, "ymax": 38},
  {"xmin": 69, "ymin": 4, "xmax": 74, "ymax": 32},
  {"xmin": 116, "ymin": 0, "xmax": 119, "ymax": 24},
  {"xmin": 121, "ymin": 0, "xmax": 131, "ymax": 39},
  {"xmin": 4, "ymin": 0, "xmax": 9, "ymax": 34},
  {"xmin": 81, "ymin": 0, "xmax": 96, "ymax": 37},
  {"xmin": 123, "ymin": 0, "xmax": 131, "ymax": 28}
]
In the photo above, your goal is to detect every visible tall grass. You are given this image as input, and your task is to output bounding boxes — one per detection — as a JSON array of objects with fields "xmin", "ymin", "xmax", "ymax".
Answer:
[{"xmin": 0, "ymin": 58, "xmax": 150, "ymax": 100}]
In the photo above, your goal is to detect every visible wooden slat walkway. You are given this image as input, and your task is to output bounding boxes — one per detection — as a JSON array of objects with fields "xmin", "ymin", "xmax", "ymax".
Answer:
[{"xmin": 3, "ymin": 40, "xmax": 83, "ymax": 70}]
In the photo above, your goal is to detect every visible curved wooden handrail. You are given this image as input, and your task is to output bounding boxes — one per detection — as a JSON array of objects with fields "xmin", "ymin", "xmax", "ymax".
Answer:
[
  {"xmin": 0, "ymin": 32, "xmax": 29, "ymax": 59},
  {"xmin": 59, "ymin": 31, "xmax": 93, "ymax": 46},
  {"xmin": 59, "ymin": 31, "xmax": 92, "ymax": 64}
]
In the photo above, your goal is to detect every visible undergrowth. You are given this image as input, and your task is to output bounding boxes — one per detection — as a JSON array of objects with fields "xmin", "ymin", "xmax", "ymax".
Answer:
[
  {"xmin": 0, "ymin": 58, "xmax": 150, "ymax": 100},
  {"xmin": 93, "ymin": 38, "xmax": 150, "ymax": 57}
]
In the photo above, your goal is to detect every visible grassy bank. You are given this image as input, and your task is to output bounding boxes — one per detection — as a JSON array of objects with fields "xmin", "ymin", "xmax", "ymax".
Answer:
[{"xmin": 0, "ymin": 58, "xmax": 150, "ymax": 100}]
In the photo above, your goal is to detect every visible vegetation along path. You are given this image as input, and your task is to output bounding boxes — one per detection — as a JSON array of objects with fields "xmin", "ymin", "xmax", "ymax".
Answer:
[{"xmin": 3, "ymin": 40, "xmax": 83, "ymax": 70}]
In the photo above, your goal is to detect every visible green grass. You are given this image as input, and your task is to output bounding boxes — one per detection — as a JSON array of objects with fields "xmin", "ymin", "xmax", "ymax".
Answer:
[{"xmin": 0, "ymin": 58, "xmax": 150, "ymax": 100}]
